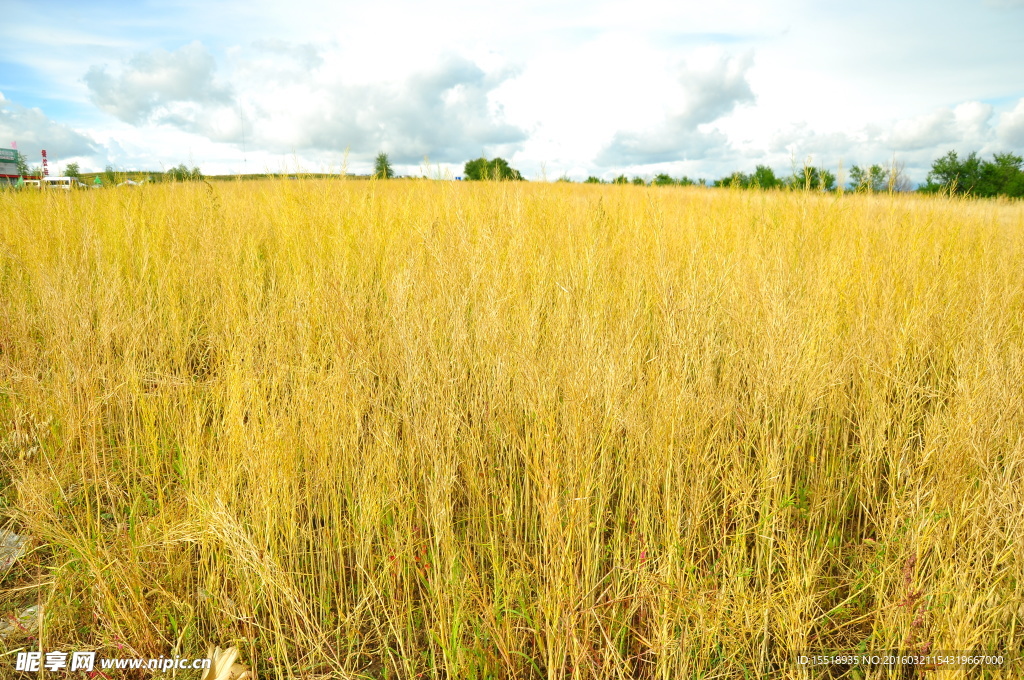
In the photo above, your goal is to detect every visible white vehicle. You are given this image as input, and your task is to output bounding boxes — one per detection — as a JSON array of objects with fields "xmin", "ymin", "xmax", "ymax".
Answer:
[{"xmin": 42, "ymin": 176, "xmax": 86, "ymax": 190}]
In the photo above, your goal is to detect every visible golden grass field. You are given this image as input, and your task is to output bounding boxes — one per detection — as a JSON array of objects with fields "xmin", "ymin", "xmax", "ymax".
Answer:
[{"xmin": 1, "ymin": 179, "xmax": 1022, "ymax": 678}]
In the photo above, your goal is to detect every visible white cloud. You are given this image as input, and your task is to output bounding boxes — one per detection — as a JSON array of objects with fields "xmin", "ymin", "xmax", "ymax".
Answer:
[
  {"xmin": 268, "ymin": 55, "xmax": 527, "ymax": 163},
  {"xmin": 248, "ymin": 40, "xmax": 323, "ymax": 71},
  {"xmin": 886, "ymin": 109, "xmax": 958, "ymax": 150},
  {"xmin": 953, "ymin": 101, "xmax": 995, "ymax": 138},
  {"xmin": 997, "ymin": 99, "xmax": 1024, "ymax": 146},
  {"xmin": 85, "ymin": 41, "xmax": 233, "ymax": 125},
  {"xmin": 5, "ymin": 0, "xmax": 1023, "ymax": 177},
  {"xmin": 596, "ymin": 54, "xmax": 755, "ymax": 167},
  {"xmin": 881, "ymin": 103, "xmax": 992, "ymax": 152},
  {"xmin": 0, "ymin": 92, "xmax": 98, "ymax": 161},
  {"xmin": 674, "ymin": 53, "xmax": 756, "ymax": 128},
  {"xmin": 82, "ymin": 42, "xmax": 526, "ymax": 165}
]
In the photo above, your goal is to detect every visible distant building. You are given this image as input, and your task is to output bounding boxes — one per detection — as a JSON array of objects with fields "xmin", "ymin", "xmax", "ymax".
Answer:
[{"xmin": 0, "ymin": 148, "xmax": 22, "ymax": 185}]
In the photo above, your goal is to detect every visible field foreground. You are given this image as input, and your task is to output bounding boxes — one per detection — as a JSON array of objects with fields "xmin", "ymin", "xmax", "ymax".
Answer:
[{"xmin": 1, "ymin": 180, "xmax": 1023, "ymax": 678}]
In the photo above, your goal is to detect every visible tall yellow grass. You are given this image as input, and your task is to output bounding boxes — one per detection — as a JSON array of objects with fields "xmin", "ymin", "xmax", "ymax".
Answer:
[{"xmin": 1, "ymin": 179, "xmax": 1022, "ymax": 678}]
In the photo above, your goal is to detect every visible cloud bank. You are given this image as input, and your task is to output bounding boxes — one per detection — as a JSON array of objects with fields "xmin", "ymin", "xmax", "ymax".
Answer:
[
  {"xmin": 0, "ymin": 93, "xmax": 98, "ymax": 161},
  {"xmin": 84, "ymin": 43, "xmax": 527, "ymax": 164},
  {"xmin": 85, "ymin": 41, "xmax": 233, "ymax": 125},
  {"xmin": 2, "ymin": 0, "xmax": 1018, "ymax": 180},
  {"xmin": 596, "ymin": 54, "xmax": 755, "ymax": 167}
]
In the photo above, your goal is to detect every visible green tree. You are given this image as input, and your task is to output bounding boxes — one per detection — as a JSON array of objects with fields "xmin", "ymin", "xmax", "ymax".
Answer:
[
  {"xmin": 978, "ymin": 152, "xmax": 1024, "ymax": 198},
  {"xmin": 463, "ymin": 157, "xmax": 523, "ymax": 181},
  {"xmin": 922, "ymin": 150, "xmax": 982, "ymax": 195},
  {"xmin": 789, "ymin": 166, "xmax": 836, "ymax": 191},
  {"xmin": 612, "ymin": 175, "xmax": 629, "ymax": 185},
  {"xmin": 750, "ymin": 165, "xmax": 780, "ymax": 189},
  {"xmin": 652, "ymin": 173, "xmax": 675, "ymax": 186},
  {"xmin": 849, "ymin": 163, "xmax": 907, "ymax": 192},
  {"xmin": 584, "ymin": 176, "xmax": 604, "ymax": 184},
  {"xmin": 374, "ymin": 152, "xmax": 395, "ymax": 179},
  {"xmin": 631, "ymin": 176, "xmax": 646, "ymax": 186},
  {"xmin": 166, "ymin": 164, "xmax": 203, "ymax": 182},
  {"xmin": 65, "ymin": 162, "xmax": 81, "ymax": 179},
  {"xmin": 104, "ymin": 165, "xmax": 117, "ymax": 185},
  {"xmin": 849, "ymin": 164, "xmax": 885, "ymax": 192},
  {"xmin": 714, "ymin": 172, "xmax": 749, "ymax": 189},
  {"xmin": 463, "ymin": 158, "xmax": 486, "ymax": 180},
  {"xmin": 15, "ymin": 151, "xmax": 28, "ymax": 176}
]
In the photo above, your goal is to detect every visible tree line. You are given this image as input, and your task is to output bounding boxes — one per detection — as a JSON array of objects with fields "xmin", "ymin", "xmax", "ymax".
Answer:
[
  {"xmin": 916, "ymin": 150, "xmax": 1024, "ymax": 197},
  {"xmin": 578, "ymin": 152, "xmax": 1023, "ymax": 198},
  {"xmin": 39, "ymin": 148, "xmax": 1022, "ymax": 196},
  {"xmin": 436, "ymin": 151, "xmax": 1024, "ymax": 199}
]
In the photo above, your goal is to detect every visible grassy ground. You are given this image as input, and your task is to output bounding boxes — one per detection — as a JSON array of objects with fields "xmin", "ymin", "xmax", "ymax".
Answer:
[
  {"xmin": 73, "ymin": 172, "xmax": 374, "ymax": 186},
  {"xmin": 1, "ymin": 179, "xmax": 1022, "ymax": 678}
]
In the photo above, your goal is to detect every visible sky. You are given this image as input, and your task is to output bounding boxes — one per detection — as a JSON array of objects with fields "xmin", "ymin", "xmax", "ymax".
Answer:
[{"xmin": 1, "ymin": 0, "xmax": 1023, "ymax": 183}]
